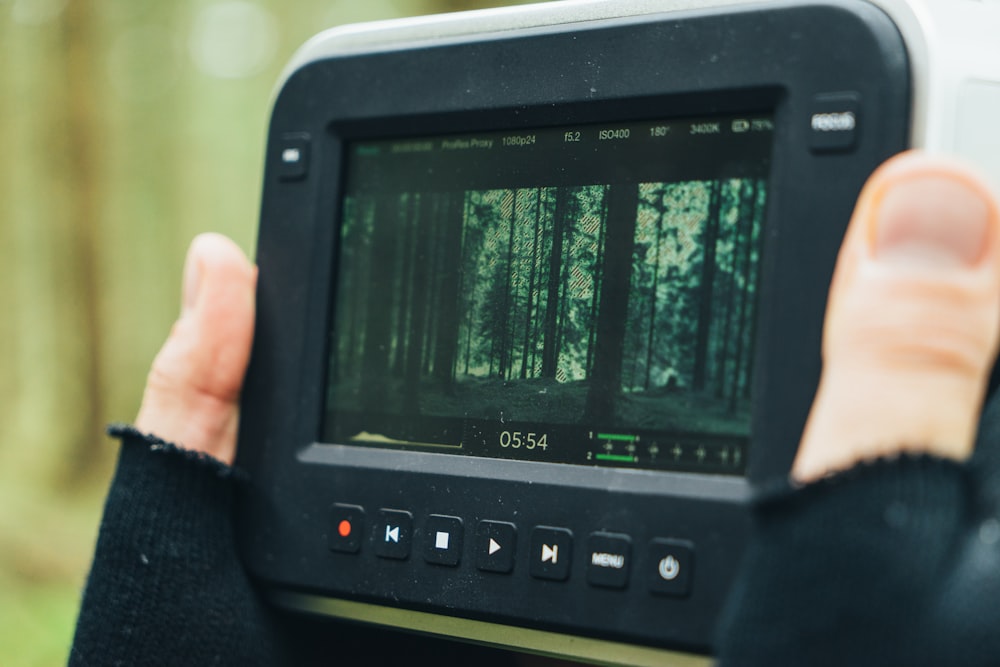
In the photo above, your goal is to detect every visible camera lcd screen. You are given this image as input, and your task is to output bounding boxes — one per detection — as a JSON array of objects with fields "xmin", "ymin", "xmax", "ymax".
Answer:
[{"xmin": 323, "ymin": 113, "xmax": 773, "ymax": 475}]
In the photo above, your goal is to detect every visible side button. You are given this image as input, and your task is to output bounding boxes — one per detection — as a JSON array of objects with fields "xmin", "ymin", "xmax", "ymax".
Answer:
[
  {"xmin": 328, "ymin": 503, "xmax": 365, "ymax": 554},
  {"xmin": 809, "ymin": 92, "xmax": 860, "ymax": 153},
  {"xmin": 277, "ymin": 133, "xmax": 310, "ymax": 181},
  {"xmin": 648, "ymin": 538, "xmax": 694, "ymax": 597}
]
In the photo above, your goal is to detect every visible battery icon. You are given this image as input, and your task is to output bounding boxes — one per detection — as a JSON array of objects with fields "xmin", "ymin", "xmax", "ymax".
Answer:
[{"xmin": 732, "ymin": 119, "xmax": 750, "ymax": 133}]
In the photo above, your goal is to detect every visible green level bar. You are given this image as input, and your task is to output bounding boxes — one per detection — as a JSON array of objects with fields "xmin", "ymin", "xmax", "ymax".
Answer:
[
  {"xmin": 595, "ymin": 453, "xmax": 636, "ymax": 463},
  {"xmin": 597, "ymin": 433, "xmax": 636, "ymax": 443}
]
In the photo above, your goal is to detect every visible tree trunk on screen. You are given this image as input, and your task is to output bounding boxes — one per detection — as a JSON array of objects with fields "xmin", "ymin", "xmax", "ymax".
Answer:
[
  {"xmin": 433, "ymin": 192, "xmax": 466, "ymax": 391},
  {"xmin": 584, "ymin": 184, "xmax": 638, "ymax": 421},
  {"xmin": 691, "ymin": 181, "xmax": 722, "ymax": 392},
  {"xmin": 541, "ymin": 188, "xmax": 568, "ymax": 378}
]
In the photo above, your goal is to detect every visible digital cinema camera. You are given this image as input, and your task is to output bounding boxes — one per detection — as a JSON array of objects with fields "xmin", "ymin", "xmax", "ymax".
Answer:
[{"xmin": 236, "ymin": 0, "xmax": 1000, "ymax": 664}]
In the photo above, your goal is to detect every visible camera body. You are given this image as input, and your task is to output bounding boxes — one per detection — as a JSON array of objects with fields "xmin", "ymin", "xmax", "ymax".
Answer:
[{"xmin": 236, "ymin": 1, "xmax": 1000, "ymax": 663}]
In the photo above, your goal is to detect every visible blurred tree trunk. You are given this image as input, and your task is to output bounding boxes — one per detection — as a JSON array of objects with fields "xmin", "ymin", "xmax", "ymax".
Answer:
[
  {"xmin": 58, "ymin": 0, "xmax": 107, "ymax": 485},
  {"xmin": 0, "ymin": 1, "xmax": 116, "ymax": 492},
  {"xmin": 0, "ymin": 0, "xmax": 544, "ymax": 492}
]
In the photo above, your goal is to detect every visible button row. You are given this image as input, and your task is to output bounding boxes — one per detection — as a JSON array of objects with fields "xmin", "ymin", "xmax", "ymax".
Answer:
[{"xmin": 328, "ymin": 503, "xmax": 693, "ymax": 596}]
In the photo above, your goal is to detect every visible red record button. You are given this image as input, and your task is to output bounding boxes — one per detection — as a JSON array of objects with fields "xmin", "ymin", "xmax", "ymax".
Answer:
[{"xmin": 329, "ymin": 504, "xmax": 365, "ymax": 553}]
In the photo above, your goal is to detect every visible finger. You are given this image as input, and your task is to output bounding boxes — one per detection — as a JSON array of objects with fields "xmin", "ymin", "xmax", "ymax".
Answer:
[
  {"xmin": 792, "ymin": 152, "xmax": 1000, "ymax": 483},
  {"xmin": 135, "ymin": 233, "xmax": 256, "ymax": 465}
]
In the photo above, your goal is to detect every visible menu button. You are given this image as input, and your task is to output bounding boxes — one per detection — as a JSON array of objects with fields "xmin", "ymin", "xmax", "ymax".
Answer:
[{"xmin": 586, "ymin": 532, "xmax": 632, "ymax": 589}]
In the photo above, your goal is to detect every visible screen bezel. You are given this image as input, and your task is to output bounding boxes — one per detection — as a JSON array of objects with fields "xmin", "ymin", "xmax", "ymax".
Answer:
[{"xmin": 283, "ymin": 70, "xmax": 838, "ymax": 485}]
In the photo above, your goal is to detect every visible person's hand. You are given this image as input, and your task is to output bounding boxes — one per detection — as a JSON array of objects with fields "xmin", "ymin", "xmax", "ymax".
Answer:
[
  {"xmin": 793, "ymin": 152, "xmax": 1000, "ymax": 482},
  {"xmin": 134, "ymin": 233, "xmax": 256, "ymax": 466}
]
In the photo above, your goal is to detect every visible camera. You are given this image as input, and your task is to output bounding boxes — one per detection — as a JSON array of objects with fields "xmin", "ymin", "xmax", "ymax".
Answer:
[{"xmin": 236, "ymin": 0, "xmax": 1000, "ymax": 663}]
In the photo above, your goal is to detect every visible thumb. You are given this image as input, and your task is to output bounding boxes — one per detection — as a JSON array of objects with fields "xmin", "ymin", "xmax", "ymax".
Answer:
[
  {"xmin": 793, "ymin": 152, "xmax": 1000, "ymax": 483},
  {"xmin": 135, "ymin": 233, "xmax": 256, "ymax": 465}
]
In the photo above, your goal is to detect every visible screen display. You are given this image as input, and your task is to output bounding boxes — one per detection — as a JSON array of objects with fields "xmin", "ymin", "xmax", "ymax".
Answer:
[{"xmin": 323, "ymin": 113, "xmax": 773, "ymax": 475}]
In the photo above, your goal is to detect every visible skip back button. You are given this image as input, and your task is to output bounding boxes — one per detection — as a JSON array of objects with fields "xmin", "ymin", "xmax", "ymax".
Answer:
[{"xmin": 374, "ymin": 509, "xmax": 413, "ymax": 560}]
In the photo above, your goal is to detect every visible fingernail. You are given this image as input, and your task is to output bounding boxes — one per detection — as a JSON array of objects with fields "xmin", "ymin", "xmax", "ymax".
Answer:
[
  {"xmin": 182, "ymin": 249, "xmax": 202, "ymax": 315},
  {"xmin": 874, "ymin": 175, "xmax": 991, "ymax": 268}
]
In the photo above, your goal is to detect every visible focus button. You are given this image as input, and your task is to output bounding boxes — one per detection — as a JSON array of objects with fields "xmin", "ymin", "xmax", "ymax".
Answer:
[
  {"xmin": 648, "ymin": 538, "xmax": 694, "ymax": 597},
  {"xmin": 809, "ymin": 92, "xmax": 860, "ymax": 153}
]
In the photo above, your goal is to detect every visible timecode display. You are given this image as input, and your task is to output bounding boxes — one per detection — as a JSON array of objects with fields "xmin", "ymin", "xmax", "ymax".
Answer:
[
  {"xmin": 325, "ymin": 412, "xmax": 747, "ymax": 474},
  {"xmin": 499, "ymin": 430, "xmax": 549, "ymax": 450}
]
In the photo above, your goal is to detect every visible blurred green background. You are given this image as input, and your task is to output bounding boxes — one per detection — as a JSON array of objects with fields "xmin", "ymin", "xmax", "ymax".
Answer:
[{"xmin": 0, "ymin": 0, "xmax": 532, "ymax": 664}]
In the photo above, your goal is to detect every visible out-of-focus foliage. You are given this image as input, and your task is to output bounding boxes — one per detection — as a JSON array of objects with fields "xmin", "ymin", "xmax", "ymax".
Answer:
[{"xmin": 0, "ymin": 0, "xmax": 534, "ymax": 664}]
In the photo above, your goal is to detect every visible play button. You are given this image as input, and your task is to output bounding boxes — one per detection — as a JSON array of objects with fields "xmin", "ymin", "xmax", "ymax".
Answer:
[{"xmin": 477, "ymin": 520, "xmax": 516, "ymax": 573}]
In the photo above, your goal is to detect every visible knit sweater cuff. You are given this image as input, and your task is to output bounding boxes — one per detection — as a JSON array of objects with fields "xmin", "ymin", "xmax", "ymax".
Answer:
[
  {"xmin": 716, "ymin": 455, "xmax": 971, "ymax": 666},
  {"xmin": 69, "ymin": 425, "xmax": 284, "ymax": 666}
]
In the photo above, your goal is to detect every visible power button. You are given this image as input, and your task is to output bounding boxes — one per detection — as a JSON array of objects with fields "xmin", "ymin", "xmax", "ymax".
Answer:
[{"xmin": 648, "ymin": 539, "xmax": 694, "ymax": 597}]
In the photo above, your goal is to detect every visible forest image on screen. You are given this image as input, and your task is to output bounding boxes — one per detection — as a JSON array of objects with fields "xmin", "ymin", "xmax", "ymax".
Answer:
[{"xmin": 325, "ymin": 119, "xmax": 770, "ymax": 473}]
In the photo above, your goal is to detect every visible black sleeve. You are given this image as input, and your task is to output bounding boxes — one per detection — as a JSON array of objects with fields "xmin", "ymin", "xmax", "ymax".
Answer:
[
  {"xmin": 68, "ymin": 427, "xmax": 523, "ymax": 667},
  {"xmin": 715, "ymin": 455, "xmax": 1000, "ymax": 667},
  {"xmin": 68, "ymin": 425, "xmax": 296, "ymax": 666}
]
